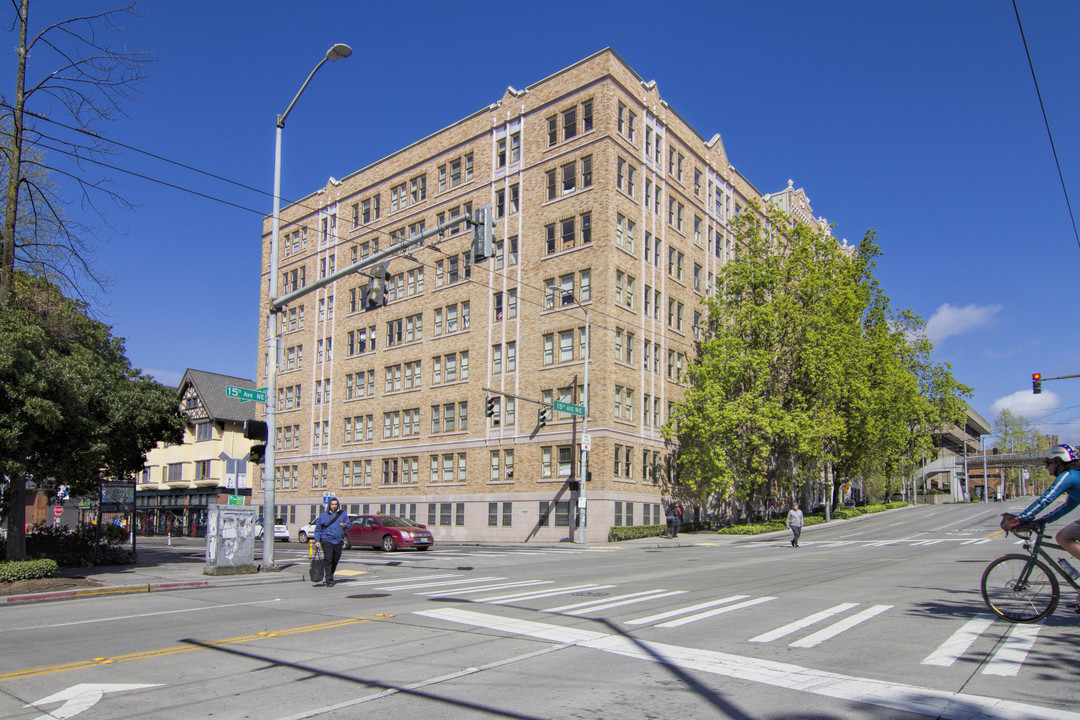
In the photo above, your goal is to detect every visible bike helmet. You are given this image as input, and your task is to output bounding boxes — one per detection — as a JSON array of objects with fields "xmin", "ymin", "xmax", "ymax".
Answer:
[{"xmin": 1046, "ymin": 444, "xmax": 1080, "ymax": 463}]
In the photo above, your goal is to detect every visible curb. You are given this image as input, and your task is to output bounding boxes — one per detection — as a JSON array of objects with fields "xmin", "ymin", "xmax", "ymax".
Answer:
[{"xmin": 2, "ymin": 573, "xmax": 304, "ymax": 606}]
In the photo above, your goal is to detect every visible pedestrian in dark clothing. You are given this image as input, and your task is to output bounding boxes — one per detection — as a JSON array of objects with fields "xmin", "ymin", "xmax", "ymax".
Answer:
[
  {"xmin": 666, "ymin": 503, "xmax": 679, "ymax": 538},
  {"xmin": 314, "ymin": 498, "xmax": 350, "ymax": 586}
]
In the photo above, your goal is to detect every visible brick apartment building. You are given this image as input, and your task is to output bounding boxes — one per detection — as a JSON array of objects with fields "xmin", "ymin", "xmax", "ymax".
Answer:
[{"xmin": 252, "ymin": 48, "xmax": 823, "ymax": 542}]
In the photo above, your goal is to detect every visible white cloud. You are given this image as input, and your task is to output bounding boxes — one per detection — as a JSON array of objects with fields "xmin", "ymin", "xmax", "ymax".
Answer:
[
  {"xmin": 141, "ymin": 368, "xmax": 184, "ymax": 387},
  {"xmin": 989, "ymin": 390, "xmax": 1059, "ymax": 426},
  {"xmin": 925, "ymin": 303, "xmax": 1002, "ymax": 344}
]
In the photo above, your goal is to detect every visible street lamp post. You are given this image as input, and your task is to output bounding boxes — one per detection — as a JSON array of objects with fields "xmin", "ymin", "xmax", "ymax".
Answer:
[
  {"xmin": 576, "ymin": 308, "xmax": 590, "ymax": 544},
  {"xmin": 263, "ymin": 43, "xmax": 351, "ymax": 569}
]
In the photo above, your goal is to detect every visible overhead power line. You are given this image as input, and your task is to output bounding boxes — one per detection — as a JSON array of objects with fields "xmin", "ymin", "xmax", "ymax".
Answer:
[{"xmin": 1012, "ymin": 0, "xmax": 1080, "ymax": 251}]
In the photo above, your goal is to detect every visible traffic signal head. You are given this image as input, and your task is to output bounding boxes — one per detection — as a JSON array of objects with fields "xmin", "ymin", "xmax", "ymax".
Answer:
[
  {"xmin": 537, "ymin": 406, "xmax": 550, "ymax": 428},
  {"xmin": 249, "ymin": 444, "xmax": 266, "ymax": 464},
  {"xmin": 243, "ymin": 419, "xmax": 268, "ymax": 441},
  {"xmin": 485, "ymin": 396, "xmax": 497, "ymax": 417},
  {"xmin": 364, "ymin": 262, "xmax": 390, "ymax": 309},
  {"xmin": 471, "ymin": 203, "xmax": 495, "ymax": 263},
  {"xmin": 1033, "ymin": 373, "xmax": 1042, "ymax": 394}
]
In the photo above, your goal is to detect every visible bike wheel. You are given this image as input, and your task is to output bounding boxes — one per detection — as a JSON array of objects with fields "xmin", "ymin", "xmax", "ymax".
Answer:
[{"xmin": 981, "ymin": 553, "xmax": 1059, "ymax": 623}]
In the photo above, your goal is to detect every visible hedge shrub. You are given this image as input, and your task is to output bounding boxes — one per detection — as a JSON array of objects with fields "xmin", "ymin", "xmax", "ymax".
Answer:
[
  {"xmin": 0, "ymin": 524, "xmax": 137, "ymax": 567},
  {"xmin": 715, "ymin": 502, "xmax": 908, "ymax": 535},
  {"xmin": 0, "ymin": 558, "xmax": 59, "ymax": 582},
  {"xmin": 609, "ymin": 524, "xmax": 667, "ymax": 542}
]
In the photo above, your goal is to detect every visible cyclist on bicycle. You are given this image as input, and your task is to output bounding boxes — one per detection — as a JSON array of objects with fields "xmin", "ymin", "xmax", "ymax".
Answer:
[{"xmin": 1004, "ymin": 444, "xmax": 1080, "ymax": 563}]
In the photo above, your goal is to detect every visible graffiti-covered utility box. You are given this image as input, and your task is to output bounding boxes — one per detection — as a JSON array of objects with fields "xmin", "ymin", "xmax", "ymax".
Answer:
[{"xmin": 204, "ymin": 504, "xmax": 258, "ymax": 575}]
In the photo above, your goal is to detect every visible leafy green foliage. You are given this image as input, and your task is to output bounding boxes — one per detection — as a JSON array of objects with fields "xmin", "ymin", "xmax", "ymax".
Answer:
[
  {"xmin": 608, "ymin": 525, "xmax": 668, "ymax": 541},
  {"xmin": 665, "ymin": 204, "xmax": 969, "ymax": 512},
  {"xmin": 715, "ymin": 502, "xmax": 908, "ymax": 534},
  {"xmin": 0, "ymin": 523, "xmax": 135, "ymax": 567},
  {"xmin": 1, "ymin": 273, "xmax": 186, "ymax": 561},
  {"xmin": 0, "ymin": 558, "xmax": 59, "ymax": 582}
]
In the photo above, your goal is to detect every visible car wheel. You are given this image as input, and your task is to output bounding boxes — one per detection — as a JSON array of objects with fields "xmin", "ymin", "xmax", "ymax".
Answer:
[
  {"xmin": 343, "ymin": 535, "xmax": 352, "ymax": 550},
  {"xmin": 381, "ymin": 535, "xmax": 397, "ymax": 552},
  {"xmin": 298, "ymin": 531, "xmax": 308, "ymax": 543}
]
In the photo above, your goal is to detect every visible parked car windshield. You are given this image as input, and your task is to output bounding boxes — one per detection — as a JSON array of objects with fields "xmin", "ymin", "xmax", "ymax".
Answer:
[{"xmin": 380, "ymin": 516, "xmax": 416, "ymax": 528}]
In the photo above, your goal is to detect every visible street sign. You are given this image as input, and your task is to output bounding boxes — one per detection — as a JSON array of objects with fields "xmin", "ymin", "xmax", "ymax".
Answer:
[
  {"xmin": 553, "ymin": 400, "xmax": 586, "ymax": 417},
  {"xmin": 322, "ymin": 491, "xmax": 336, "ymax": 506},
  {"xmin": 227, "ymin": 495, "xmax": 244, "ymax": 506},
  {"xmin": 582, "ymin": 433, "xmax": 592, "ymax": 452},
  {"xmin": 226, "ymin": 385, "xmax": 267, "ymax": 403},
  {"xmin": 53, "ymin": 506, "xmax": 63, "ymax": 518}
]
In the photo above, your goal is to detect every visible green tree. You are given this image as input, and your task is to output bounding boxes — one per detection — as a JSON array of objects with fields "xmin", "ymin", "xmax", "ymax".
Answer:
[
  {"xmin": 0, "ymin": 272, "xmax": 185, "ymax": 561},
  {"xmin": 665, "ymin": 204, "xmax": 969, "ymax": 517}
]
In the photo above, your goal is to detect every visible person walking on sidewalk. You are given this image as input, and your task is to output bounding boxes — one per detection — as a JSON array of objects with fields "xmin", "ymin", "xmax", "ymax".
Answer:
[
  {"xmin": 314, "ymin": 498, "xmax": 350, "ymax": 587},
  {"xmin": 666, "ymin": 503, "xmax": 679, "ymax": 539},
  {"xmin": 786, "ymin": 503, "xmax": 804, "ymax": 548}
]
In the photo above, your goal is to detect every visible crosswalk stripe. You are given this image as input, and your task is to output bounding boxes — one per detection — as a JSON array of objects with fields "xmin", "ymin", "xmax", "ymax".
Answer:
[
  {"xmin": 553, "ymin": 591, "xmax": 688, "ymax": 616},
  {"xmin": 545, "ymin": 590, "xmax": 672, "ymax": 614},
  {"xmin": 627, "ymin": 596, "xmax": 750, "ymax": 626},
  {"xmin": 983, "ymin": 623, "xmax": 1042, "ymax": 676},
  {"xmin": 921, "ymin": 615, "xmax": 996, "ymax": 666},
  {"xmin": 656, "ymin": 597, "xmax": 776, "ymax": 628},
  {"xmin": 482, "ymin": 584, "xmax": 615, "ymax": 604},
  {"xmin": 789, "ymin": 604, "xmax": 892, "ymax": 648},
  {"xmin": 748, "ymin": 603, "xmax": 860, "ymax": 643},
  {"xmin": 342, "ymin": 574, "xmax": 459, "ymax": 586},
  {"xmin": 418, "ymin": 580, "xmax": 551, "ymax": 596},
  {"xmin": 377, "ymin": 577, "xmax": 504, "ymax": 591}
]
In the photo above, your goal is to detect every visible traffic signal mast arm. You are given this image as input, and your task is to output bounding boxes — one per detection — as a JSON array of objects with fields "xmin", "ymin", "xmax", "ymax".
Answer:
[
  {"xmin": 270, "ymin": 204, "xmax": 495, "ymax": 312},
  {"xmin": 1037, "ymin": 373, "xmax": 1080, "ymax": 382},
  {"xmin": 482, "ymin": 387, "xmax": 549, "ymax": 407}
]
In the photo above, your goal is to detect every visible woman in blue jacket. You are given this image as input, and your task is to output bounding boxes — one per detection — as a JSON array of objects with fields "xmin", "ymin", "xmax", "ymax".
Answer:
[{"xmin": 314, "ymin": 498, "xmax": 350, "ymax": 587}]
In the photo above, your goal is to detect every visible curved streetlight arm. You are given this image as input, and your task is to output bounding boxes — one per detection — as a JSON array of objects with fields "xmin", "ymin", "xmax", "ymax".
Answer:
[{"xmin": 277, "ymin": 43, "xmax": 352, "ymax": 128}]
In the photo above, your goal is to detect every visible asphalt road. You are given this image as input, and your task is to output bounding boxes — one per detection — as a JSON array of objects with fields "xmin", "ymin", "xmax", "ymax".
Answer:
[{"xmin": 1, "ymin": 502, "xmax": 1076, "ymax": 719}]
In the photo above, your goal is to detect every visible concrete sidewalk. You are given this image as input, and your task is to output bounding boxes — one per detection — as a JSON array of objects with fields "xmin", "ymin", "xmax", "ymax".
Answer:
[{"xmin": 2, "ymin": 541, "xmax": 309, "ymax": 606}]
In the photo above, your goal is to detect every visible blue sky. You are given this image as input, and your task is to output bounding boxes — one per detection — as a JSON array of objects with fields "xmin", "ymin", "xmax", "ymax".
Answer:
[{"xmin": 10, "ymin": 0, "xmax": 1080, "ymax": 444}]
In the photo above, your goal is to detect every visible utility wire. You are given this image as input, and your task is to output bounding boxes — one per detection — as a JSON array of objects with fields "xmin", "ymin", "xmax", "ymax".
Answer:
[{"xmin": 1012, "ymin": 0, "xmax": 1080, "ymax": 251}]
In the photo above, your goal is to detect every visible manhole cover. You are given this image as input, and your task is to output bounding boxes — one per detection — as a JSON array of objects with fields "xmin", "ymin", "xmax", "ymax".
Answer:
[
  {"xmin": 346, "ymin": 593, "xmax": 391, "ymax": 599},
  {"xmin": 571, "ymin": 591, "xmax": 609, "ymax": 597}
]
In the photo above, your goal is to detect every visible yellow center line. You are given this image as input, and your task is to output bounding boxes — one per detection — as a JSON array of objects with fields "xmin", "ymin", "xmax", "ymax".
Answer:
[{"xmin": 0, "ymin": 616, "xmax": 377, "ymax": 681}]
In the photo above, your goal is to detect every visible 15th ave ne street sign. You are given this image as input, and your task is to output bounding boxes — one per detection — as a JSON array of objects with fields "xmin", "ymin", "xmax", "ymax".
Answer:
[
  {"xmin": 553, "ymin": 400, "xmax": 586, "ymax": 417},
  {"xmin": 225, "ymin": 386, "xmax": 267, "ymax": 403}
]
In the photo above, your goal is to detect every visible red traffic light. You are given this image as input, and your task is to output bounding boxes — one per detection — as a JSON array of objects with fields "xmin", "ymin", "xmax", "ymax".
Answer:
[{"xmin": 1033, "ymin": 373, "xmax": 1043, "ymax": 394}]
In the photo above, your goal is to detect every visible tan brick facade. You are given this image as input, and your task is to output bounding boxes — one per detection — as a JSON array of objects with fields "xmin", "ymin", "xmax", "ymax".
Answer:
[{"xmin": 253, "ymin": 49, "xmax": 766, "ymax": 542}]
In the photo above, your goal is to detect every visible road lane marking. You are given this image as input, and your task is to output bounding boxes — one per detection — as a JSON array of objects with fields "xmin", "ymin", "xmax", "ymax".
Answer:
[
  {"xmin": 5, "ymin": 599, "xmax": 282, "ymax": 632},
  {"xmin": 921, "ymin": 615, "xmax": 996, "ymax": 666},
  {"xmin": 656, "ymin": 596, "xmax": 776, "ymax": 628},
  {"xmin": 749, "ymin": 603, "xmax": 859, "ymax": 643},
  {"xmin": 788, "ymin": 604, "xmax": 892, "ymax": 648},
  {"xmin": 369, "ymin": 577, "xmax": 504, "ymax": 591},
  {"xmin": 0, "ymin": 617, "xmax": 375, "ymax": 681},
  {"xmin": 627, "ymin": 596, "xmax": 750, "ymax": 626},
  {"xmin": 983, "ymin": 623, "xmax": 1042, "ymax": 676},
  {"xmin": 418, "ymin": 580, "xmax": 551, "ymax": 596},
  {"xmin": 414, "ymin": 609, "xmax": 1079, "ymax": 720},
  {"xmin": 551, "ymin": 590, "xmax": 688, "ymax": 616},
  {"xmin": 481, "ymin": 584, "xmax": 614, "ymax": 604}
]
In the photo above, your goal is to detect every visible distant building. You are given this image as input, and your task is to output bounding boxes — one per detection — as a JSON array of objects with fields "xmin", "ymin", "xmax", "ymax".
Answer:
[
  {"xmin": 920, "ymin": 405, "xmax": 992, "ymax": 501},
  {"xmin": 133, "ymin": 369, "xmax": 259, "ymax": 537},
  {"xmin": 253, "ymin": 49, "xmax": 828, "ymax": 541}
]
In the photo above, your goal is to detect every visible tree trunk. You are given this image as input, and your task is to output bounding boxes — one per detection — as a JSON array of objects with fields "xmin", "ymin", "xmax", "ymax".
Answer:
[
  {"xmin": 0, "ymin": 0, "xmax": 29, "ymax": 308},
  {"xmin": 6, "ymin": 474, "xmax": 27, "ymax": 561}
]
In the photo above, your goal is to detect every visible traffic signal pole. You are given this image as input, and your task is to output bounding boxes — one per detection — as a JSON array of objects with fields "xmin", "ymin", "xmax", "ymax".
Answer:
[{"xmin": 262, "ymin": 210, "xmax": 493, "ymax": 568}]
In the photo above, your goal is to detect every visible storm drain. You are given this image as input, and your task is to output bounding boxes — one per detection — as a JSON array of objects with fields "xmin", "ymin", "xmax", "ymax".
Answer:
[{"xmin": 346, "ymin": 593, "xmax": 391, "ymax": 599}]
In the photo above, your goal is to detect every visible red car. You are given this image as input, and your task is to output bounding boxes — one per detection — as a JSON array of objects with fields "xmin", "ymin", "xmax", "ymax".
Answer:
[{"xmin": 343, "ymin": 515, "xmax": 434, "ymax": 552}]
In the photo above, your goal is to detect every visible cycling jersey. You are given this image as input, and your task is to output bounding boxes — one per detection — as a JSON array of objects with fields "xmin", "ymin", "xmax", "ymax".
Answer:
[{"xmin": 1018, "ymin": 468, "xmax": 1080, "ymax": 524}]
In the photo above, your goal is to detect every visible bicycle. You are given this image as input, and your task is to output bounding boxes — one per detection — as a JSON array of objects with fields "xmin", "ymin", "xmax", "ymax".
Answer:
[{"xmin": 980, "ymin": 513, "xmax": 1080, "ymax": 622}]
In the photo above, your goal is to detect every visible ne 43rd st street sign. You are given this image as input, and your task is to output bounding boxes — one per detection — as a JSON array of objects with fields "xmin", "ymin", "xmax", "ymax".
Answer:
[
  {"xmin": 226, "ymin": 386, "xmax": 267, "ymax": 403},
  {"xmin": 553, "ymin": 400, "xmax": 586, "ymax": 417}
]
